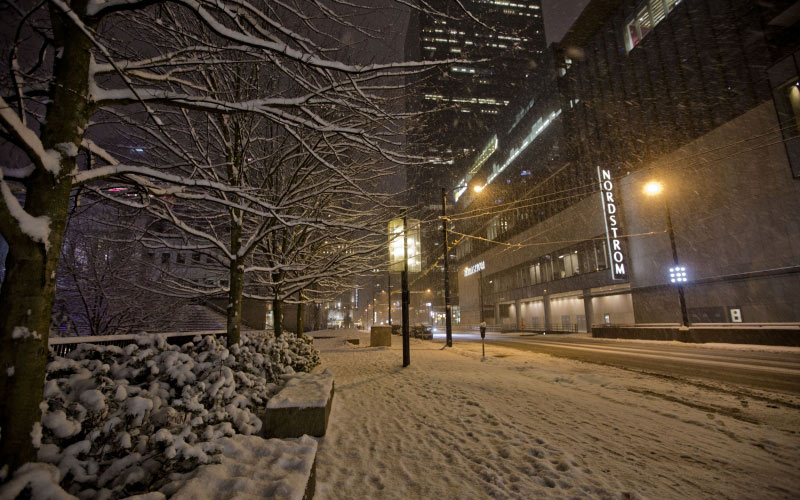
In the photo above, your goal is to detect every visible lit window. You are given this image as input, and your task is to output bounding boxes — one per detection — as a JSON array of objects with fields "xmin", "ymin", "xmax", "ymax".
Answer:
[{"xmin": 624, "ymin": 0, "xmax": 682, "ymax": 52}]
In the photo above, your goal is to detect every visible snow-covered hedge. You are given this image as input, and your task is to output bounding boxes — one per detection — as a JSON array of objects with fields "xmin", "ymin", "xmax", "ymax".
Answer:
[{"xmin": 21, "ymin": 332, "xmax": 319, "ymax": 499}]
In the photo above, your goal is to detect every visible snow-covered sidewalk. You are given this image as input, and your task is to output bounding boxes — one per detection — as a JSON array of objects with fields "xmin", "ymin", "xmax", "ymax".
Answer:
[{"xmin": 312, "ymin": 329, "xmax": 800, "ymax": 499}]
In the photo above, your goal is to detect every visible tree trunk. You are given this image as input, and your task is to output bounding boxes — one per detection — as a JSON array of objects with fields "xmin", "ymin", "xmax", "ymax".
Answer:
[
  {"xmin": 227, "ymin": 215, "xmax": 243, "ymax": 345},
  {"xmin": 226, "ymin": 258, "xmax": 244, "ymax": 345},
  {"xmin": 273, "ymin": 297, "xmax": 283, "ymax": 337},
  {"xmin": 0, "ymin": 5, "xmax": 95, "ymax": 471},
  {"xmin": 296, "ymin": 291, "xmax": 304, "ymax": 336}
]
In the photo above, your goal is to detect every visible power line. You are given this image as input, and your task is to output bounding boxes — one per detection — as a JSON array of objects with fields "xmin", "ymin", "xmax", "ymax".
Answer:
[{"xmin": 437, "ymin": 123, "xmax": 797, "ymax": 224}]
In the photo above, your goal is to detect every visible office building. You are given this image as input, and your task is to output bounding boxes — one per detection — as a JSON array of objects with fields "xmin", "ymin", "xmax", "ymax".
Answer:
[{"xmin": 452, "ymin": 0, "xmax": 800, "ymax": 335}]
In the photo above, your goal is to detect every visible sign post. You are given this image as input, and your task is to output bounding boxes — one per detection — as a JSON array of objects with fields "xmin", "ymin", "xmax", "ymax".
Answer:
[{"xmin": 389, "ymin": 218, "xmax": 420, "ymax": 367}]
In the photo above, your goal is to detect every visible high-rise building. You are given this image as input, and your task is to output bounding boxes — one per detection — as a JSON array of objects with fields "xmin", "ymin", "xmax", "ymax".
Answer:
[{"xmin": 405, "ymin": 0, "xmax": 547, "ymax": 200}]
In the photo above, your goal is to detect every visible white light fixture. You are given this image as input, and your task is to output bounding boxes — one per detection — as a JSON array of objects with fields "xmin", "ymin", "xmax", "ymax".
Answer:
[{"xmin": 668, "ymin": 266, "xmax": 688, "ymax": 283}]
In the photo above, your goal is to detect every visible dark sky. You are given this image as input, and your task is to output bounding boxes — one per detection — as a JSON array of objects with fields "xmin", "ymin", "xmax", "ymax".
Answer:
[{"xmin": 541, "ymin": 0, "xmax": 591, "ymax": 45}]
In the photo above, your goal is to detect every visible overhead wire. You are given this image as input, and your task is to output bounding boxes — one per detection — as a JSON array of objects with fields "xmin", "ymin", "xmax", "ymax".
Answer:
[
  {"xmin": 374, "ymin": 120, "xmax": 798, "ymax": 296},
  {"xmin": 436, "ymin": 122, "xmax": 798, "ymax": 224}
]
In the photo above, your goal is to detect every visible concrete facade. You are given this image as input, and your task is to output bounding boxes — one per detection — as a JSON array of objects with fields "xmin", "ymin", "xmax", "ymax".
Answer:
[{"xmin": 621, "ymin": 101, "xmax": 800, "ymax": 324}]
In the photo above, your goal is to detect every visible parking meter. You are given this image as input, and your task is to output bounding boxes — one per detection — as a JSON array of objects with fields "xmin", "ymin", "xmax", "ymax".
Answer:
[{"xmin": 479, "ymin": 321, "xmax": 486, "ymax": 360}]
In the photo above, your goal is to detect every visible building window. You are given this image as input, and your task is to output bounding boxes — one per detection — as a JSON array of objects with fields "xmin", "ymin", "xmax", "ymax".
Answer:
[
  {"xmin": 456, "ymin": 237, "xmax": 472, "ymax": 261},
  {"xmin": 624, "ymin": 0, "xmax": 682, "ymax": 52},
  {"xmin": 595, "ymin": 239, "xmax": 609, "ymax": 271},
  {"xmin": 487, "ymin": 215, "xmax": 511, "ymax": 240},
  {"xmin": 176, "ymin": 253, "xmax": 185, "ymax": 264},
  {"xmin": 558, "ymin": 251, "xmax": 580, "ymax": 278},
  {"xmin": 160, "ymin": 253, "xmax": 170, "ymax": 264},
  {"xmin": 529, "ymin": 262, "xmax": 542, "ymax": 284}
]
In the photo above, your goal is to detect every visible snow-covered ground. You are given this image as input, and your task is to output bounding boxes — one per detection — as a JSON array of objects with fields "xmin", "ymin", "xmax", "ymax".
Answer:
[{"xmin": 312, "ymin": 329, "xmax": 800, "ymax": 499}]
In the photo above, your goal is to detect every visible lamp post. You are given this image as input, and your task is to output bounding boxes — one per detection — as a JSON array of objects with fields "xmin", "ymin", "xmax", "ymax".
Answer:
[
  {"xmin": 387, "ymin": 273, "xmax": 391, "ymax": 325},
  {"xmin": 402, "ymin": 216, "xmax": 410, "ymax": 367},
  {"xmin": 644, "ymin": 181, "xmax": 690, "ymax": 327},
  {"xmin": 441, "ymin": 184, "xmax": 483, "ymax": 347}
]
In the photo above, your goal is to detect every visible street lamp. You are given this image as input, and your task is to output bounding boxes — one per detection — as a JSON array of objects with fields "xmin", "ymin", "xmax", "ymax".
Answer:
[
  {"xmin": 442, "ymin": 184, "xmax": 482, "ymax": 347},
  {"xmin": 644, "ymin": 181, "xmax": 690, "ymax": 327}
]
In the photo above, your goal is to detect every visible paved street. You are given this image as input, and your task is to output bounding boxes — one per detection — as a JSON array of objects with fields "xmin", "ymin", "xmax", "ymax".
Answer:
[{"xmin": 434, "ymin": 331, "xmax": 800, "ymax": 395}]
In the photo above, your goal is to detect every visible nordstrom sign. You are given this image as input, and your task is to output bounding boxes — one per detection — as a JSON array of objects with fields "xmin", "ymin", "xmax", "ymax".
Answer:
[
  {"xmin": 597, "ymin": 168, "xmax": 628, "ymax": 280},
  {"xmin": 464, "ymin": 261, "xmax": 485, "ymax": 277}
]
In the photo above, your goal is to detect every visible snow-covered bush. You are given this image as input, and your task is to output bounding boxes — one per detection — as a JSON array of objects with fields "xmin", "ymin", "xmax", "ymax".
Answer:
[{"xmin": 32, "ymin": 332, "xmax": 319, "ymax": 498}]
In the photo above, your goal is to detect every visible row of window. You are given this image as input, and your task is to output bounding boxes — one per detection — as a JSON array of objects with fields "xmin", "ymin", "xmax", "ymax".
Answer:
[
  {"xmin": 152, "ymin": 251, "xmax": 213, "ymax": 265},
  {"xmin": 624, "ymin": 0, "xmax": 682, "ymax": 52},
  {"xmin": 483, "ymin": 237, "xmax": 609, "ymax": 295}
]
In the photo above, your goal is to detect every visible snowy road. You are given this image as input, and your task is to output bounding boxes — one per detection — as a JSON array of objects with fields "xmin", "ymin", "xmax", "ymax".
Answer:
[
  {"xmin": 312, "ymin": 329, "xmax": 800, "ymax": 500},
  {"xmin": 442, "ymin": 332, "xmax": 800, "ymax": 394}
]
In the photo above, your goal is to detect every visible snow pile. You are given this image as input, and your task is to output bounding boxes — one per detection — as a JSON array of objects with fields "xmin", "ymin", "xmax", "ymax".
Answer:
[
  {"xmin": 0, "ymin": 463, "xmax": 76, "ymax": 500},
  {"xmin": 29, "ymin": 332, "xmax": 319, "ymax": 498},
  {"xmin": 164, "ymin": 434, "xmax": 317, "ymax": 500}
]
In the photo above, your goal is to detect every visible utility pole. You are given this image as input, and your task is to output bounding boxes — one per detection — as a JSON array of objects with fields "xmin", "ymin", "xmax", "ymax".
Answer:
[
  {"xmin": 441, "ymin": 187, "xmax": 453, "ymax": 347},
  {"xmin": 479, "ymin": 269, "xmax": 486, "ymax": 360},
  {"xmin": 402, "ymin": 216, "xmax": 410, "ymax": 367}
]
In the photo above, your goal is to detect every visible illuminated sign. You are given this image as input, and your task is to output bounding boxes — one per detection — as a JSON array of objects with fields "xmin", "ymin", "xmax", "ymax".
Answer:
[
  {"xmin": 597, "ymin": 168, "xmax": 627, "ymax": 280},
  {"xmin": 388, "ymin": 219, "xmax": 421, "ymax": 273},
  {"xmin": 464, "ymin": 261, "xmax": 486, "ymax": 277}
]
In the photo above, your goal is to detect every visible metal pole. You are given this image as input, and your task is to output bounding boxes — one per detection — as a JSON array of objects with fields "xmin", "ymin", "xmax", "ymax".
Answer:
[
  {"xmin": 479, "ymin": 269, "xmax": 485, "ymax": 360},
  {"xmin": 442, "ymin": 188, "xmax": 453, "ymax": 347},
  {"xmin": 664, "ymin": 197, "xmax": 690, "ymax": 327},
  {"xmin": 387, "ymin": 272, "xmax": 391, "ymax": 325},
  {"xmin": 479, "ymin": 270, "xmax": 485, "ymax": 323},
  {"xmin": 402, "ymin": 216, "xmax": 410, "ymax": 367}
]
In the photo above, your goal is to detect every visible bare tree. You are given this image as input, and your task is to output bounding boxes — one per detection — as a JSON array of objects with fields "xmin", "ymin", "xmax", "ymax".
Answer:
[
  {"xmin": 0, "ymin": 0, "xmax": 471, "ymax": 468},
  {"xmin": 54, "ymin": 201, "xmax": 189, "ymax": 336}
]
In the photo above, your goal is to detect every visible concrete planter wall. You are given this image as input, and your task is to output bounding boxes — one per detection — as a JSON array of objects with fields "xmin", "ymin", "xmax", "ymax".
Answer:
[
  {"xmin": 259, "ymin": 371, "xmax": 335, "ymax": 439},
  {"xmin": 592, "ymin": 326, "xmax": 800, "ymax": 346}
]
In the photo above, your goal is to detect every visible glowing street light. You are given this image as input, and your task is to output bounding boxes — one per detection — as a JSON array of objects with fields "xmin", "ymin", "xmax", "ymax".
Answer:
[{"xmin": 643, "ymin": 181, "xmax": 663, "ymax": 196}]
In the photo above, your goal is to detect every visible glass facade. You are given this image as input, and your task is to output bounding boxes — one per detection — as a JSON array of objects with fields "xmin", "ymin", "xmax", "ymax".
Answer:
[{"xmin": 485, "ymin": 237, "xmax": 609, "ymax": 296}]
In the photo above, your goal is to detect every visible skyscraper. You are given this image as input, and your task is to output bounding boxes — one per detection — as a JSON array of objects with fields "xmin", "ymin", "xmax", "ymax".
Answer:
[
  {"xmin": 403, "ymin": 1, "xmax": 547, "ymax": 326},
  {"xmin": 406, "ymin": 0, "xmax": 547, "ymax": 201}
]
